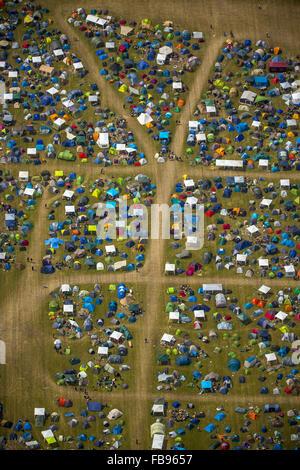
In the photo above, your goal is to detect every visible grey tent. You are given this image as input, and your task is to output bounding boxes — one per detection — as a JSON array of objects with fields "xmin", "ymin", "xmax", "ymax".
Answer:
[{"xmin": 215, "ymin": 293, "xmax": 227, "ymax": 308}]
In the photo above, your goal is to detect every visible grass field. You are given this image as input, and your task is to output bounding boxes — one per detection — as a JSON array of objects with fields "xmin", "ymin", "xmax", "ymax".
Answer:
[{"xmin": 0, "ymin": 0, "xmax": 299, "ymax": 451}]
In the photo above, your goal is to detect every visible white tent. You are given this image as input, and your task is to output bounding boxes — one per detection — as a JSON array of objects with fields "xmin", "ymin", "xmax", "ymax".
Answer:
[
  {"xmin": 203, "ymin": 284, "xmax": 222, "ymax": 293},
  {"xmin": 160, "ymin": 333, "xmax": 175, "ymax": 345},
  {"xmin": 165, "ymin": 263, "xmax": 175, "ymax": 274},
  {"xmin": 265, "ymin": 353, "xmax": 277, "ymax": 365},
  {"xmin": 152, "ymin": 434, "xmax": 164, "ymax": 450},
  {"xmin": 97, "ymin": 346, "xmax": 108, "ymax": 356},
  {"xmin": 169, "ymin": 311, "xmax": 180, "ymax": 321},
  {"xmin": 258, "ymin": 285, "xmax": 271, "ymax": 294},
  {"xmin": 137, "ymin": 113, "xmax": 153, "ymax": 126}
]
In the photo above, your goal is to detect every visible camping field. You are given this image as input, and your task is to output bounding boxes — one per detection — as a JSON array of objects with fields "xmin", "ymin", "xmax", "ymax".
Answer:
[{"xmin": 0, "ymin": 0, "xmax": 300, "ymax": 452}]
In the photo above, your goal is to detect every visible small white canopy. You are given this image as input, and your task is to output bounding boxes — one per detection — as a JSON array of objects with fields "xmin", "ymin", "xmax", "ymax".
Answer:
[
  {"xmin": 165, "ymin": 263, "xmax": 175, "ymax": 273},
  {"xmin": 275, "ymin": 311, "xmax": 288, "ymax": 322},
  {"xmin": 194, "ymin": 310, "xmax": 205, "ymax": 320},
  {"xmin": 259, "ymin": 259, "xmax": 269, "ymax": 267},
  {"xmin": 73, "ymin": 61, "xmax": 83, "ymax": 70},
  {"xmin": 247, "ymin": 225, "xmax": 259, "ymax": 235},
  {"xmin": 24, "ymin": 187, "xmax": 34, "ymax": 196},
  {"xmin": 47, "ymin": 87, "xmax": 59, "ymax": 96},
  {"xmin": 63, "ymin": 304, "xmax": 74, "ymax": 313},
  {"xmin": 152, "ymin": 434, "xmax": 164, "ymax": 450},
  {"xmin": 265, "ymin": 353, "xmax": 277, "ymax": 363},
  {"xmin": 259, "ymin": 159, "xmax": 269, "ymax": 168},
  {"xmin": 260, "ymin": 198, "xmax": 272, "ymax": 208},
  {"xmin": 63, "ymin": 190, "xmax": 74, "ymax": 199},
  {"xmin": 110, "ymin": 331, "xmax": 123, "ymax": 341},
  {"xmin": 41, "ymin": 430, "xmax": 54, "ymax": 439},
  {"xmin": 280, "ymin": 179, "xmax": 290, "ymax": 187},
  {"xmin": 19, "ymin": 171, "xmax": 29, "ymax": 181},
  {"xmin": 258, "ymin": 285, "xmax": 271, "ymax": 294},
  {"xmin": 284, "ymin": 265, "xmax": 295, "ymax": 275},
  {"xmin": 97, "ymin": 346, "xmax": 109, "ymax": 355},
  {"xmin": 184, "ymin": 179, "xmax": 195, "ymax": 188},
  {"xmin": 215, "ymin": 160, "xmax": 243, "ymax": 167},
  {"xmin": 61, "ymin": 284, "xmax": 72, "ymax": 293},
  {"xmin": 114, "ymin": 260, "xmax": 127, "ymax": 271},
  {"xmin": 203, "ymin": 283, "xmax": 222, "ymax": 293},
  {"xmin": 105, "ymin": 245, "xmax": 116, "ymax": 254},
  {"xmin": 169, "ymin": 311, "xmax": 180, "ymax": 321}
]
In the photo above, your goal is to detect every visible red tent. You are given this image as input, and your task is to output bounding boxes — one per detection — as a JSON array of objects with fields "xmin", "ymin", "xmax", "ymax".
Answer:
[{"xmin": 265, "ymin": 312, "xmax": 275, "ymax": 321}]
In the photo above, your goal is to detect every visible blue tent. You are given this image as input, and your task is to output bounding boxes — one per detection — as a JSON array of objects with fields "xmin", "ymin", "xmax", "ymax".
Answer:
[
  {"xmin": 228, "ymin": 358, "xmax": 241, "ymax": 372},
  {"xmin": 87, "ymin": 402, "xmax": 102, "ymax": 412},
  {"xmin": 214, "ymin": 412, "xmax": 226, "ymax": 421}
]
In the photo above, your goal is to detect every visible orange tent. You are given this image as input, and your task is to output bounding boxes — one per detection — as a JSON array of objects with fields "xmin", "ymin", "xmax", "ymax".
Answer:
[
  {"xmin": 50, "ymin": 113, "xmax": 58, "ymax": 121},
  {"xmin": 233, "ymin": 208, "xmax": 241, "ymax": 215},
  {"xmin": 218, "ymin": 435, "xmax": 229, "ymax": 441},
  {"xmin": 285, "ymin": 305, "xmax": 292, "ymax": 312},
  {"xmin": 273, "ymin": 46, "xmax": 280, "ymax": 55},
  {"xmin": 177, "ymin": 99, "xmax": 185, "ymax": 107},
  {"xmin": 249, "ymin": 412, "xmax": 258, "ymax": 420}
]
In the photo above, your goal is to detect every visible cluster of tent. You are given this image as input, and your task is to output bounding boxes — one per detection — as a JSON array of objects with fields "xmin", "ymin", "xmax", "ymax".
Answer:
[
  {"xmin": 49, "ymin": 283, "xmax": 141, "ymax": 391},
  {"xmin": 150, "ymin": 398, "xmax": 300, "ymax": 450},
  {"xmin": 156, "ymin": 283, "xmax": 300, "ymax": 395},
  {"xmin": 0, "ymin": 400, "xmax": 125, "ymax": 450},
  {"xmin": 0, "ymin": 2, "xmax": 146, "ymax": 166},
  {"xmin": 0, "ymin": 170, "xmax": 43, "ymax": 271},
  {"xmin": 186, "ymin": 39, "xmax": 300, "ymax": 170},
  {"xmin": 69, "ymin": 9, "xmax": 204, "ymax": 153},
  {"xmin": 41, "ymin": 172, "xmax": 155, "ymax": 274},
  {"xmin": 166, "ymin": 175, "xmax": 299, "ymax": 278}
]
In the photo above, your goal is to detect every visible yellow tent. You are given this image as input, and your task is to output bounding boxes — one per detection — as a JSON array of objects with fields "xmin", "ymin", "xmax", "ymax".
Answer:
[
  {"xmin": 46, "ymin": 436, "xmax": 56, "ymax": 445},
  {"xmin": 279, "ymin": 325, "xmax": 289, "ymax": 334},
  {"xmin": 55, "ymin": 170, "xmax": 63, "ymax": 177},
  {"xmin": 24, "ymin": 14, "xmax": 33, "ymax": 24},
  {"xmin": 92, "ymin": 188, "xmax": 101, "ymax": 198}
]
